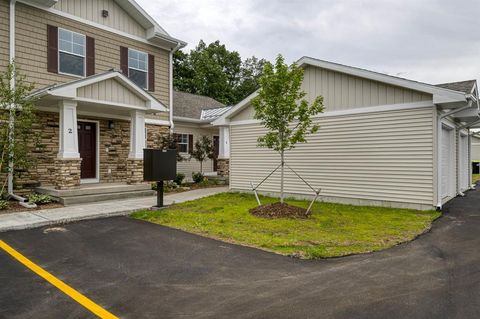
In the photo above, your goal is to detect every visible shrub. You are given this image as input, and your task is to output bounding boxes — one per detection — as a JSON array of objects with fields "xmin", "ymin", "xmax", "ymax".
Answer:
[
  {"xmin": 27, "ymin": 194, "xmax": 53, "ymax": 205},
  {"xmin": 199, "ymin": 177, "xmax": 209, "ymax": 187},
  {"xmin": 0, "ymin": 200, "xmax": 8, "ymax": 210},
  {"xmin": 174, "ymin": 173, "xmax": 185, "ymax": 185},
  {"xmin": 192, "ymin": 172, "xmax": 204, "ymax": 184}
]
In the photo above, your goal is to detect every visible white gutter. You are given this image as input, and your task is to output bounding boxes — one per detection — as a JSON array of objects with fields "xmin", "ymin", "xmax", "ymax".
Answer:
[{"xmin": 169, "ymin": 43, "xmax": 185, "ymax": 132}]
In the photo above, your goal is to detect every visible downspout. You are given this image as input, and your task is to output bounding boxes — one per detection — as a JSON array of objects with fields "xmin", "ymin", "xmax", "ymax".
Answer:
[
  {"xmin": 169, "ymin": 43, "xmax": 183, "ymax": 133},
  {"xmin": 7, "ymin": 1, "xmax": 34, "ymax": 207},
  {"xmin": 436, "ymin": 97, "xmax": 475, "ymax": 210},
  {"xmin": 7, "ymin": 0, "xmax": 16, "ymax": 196}
]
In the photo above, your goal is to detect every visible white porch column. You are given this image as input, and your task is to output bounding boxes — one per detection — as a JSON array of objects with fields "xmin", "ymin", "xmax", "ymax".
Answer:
[
  {"xmin": 218, "ymin": 126, "xmax": 230, "ymax": 159},
  {"xmin": 57, "ymin": 100, "xmax": 80, "ymax": 159},
  {"xmin": 128, "ymin": 110, "xmax": 146, "ymax": 159}
]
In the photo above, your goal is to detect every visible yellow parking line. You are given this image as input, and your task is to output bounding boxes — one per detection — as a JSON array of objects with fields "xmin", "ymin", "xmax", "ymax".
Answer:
[{"xmin": 0, "ymin": 240, "xmax": 118, "ymax": 319}]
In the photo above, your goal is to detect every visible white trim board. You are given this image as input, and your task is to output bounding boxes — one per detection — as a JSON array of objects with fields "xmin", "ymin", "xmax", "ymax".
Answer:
[
  {"xmin": 213, "ymin": 57, "xmax": 468, "ymax": 126},
  {"xmin": 77, "ymin": 119, "xmax": 100, "ymax": 184},
  {"xmin": 145, "ymin": 119, "xmax": 171, "ymax": 126},
  {"xmin": 228, "ymin": 101, "xmax": 435, "ymax": 126}
]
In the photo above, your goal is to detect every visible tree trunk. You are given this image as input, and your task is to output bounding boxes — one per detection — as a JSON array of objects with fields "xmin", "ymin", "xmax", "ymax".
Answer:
[
  {"xmin": 200, "ymin": 160, "xmax": 203, "ymax": 173},
  {"xmin": 280, "ymin": 149, "xmax": 284, "ymax": 203}
]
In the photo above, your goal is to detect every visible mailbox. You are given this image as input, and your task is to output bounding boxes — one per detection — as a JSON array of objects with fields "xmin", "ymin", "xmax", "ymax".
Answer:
[
  {"xmin": 143, "ymin": 149, "xmax": 177, "ymax": 208},
  {"xmin": 143, "ymin": 149, "xmax": 177, "ymax": 181}
]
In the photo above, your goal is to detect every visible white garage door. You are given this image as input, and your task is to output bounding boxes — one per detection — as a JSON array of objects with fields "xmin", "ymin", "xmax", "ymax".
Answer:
[
  {"xmin": 441, "ymin": 126, "xmax": 455, "ymax": 199},
  {"xmin": 459, "ymin": 133, "xmax": 469, "ymax": 192}
]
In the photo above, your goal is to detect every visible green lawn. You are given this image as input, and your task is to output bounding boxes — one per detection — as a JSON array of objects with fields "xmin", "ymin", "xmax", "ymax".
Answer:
[
  {"xmin": 131, "ymin": 193, "xmax": 440, "ymax": 259},
  {"xmin": 473, "ymin": 174, "xmax": 480, "ymax": 184}
]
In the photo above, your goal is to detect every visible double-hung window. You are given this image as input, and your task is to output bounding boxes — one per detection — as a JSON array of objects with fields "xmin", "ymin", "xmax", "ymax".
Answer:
[
  {"xmin": 177, "ymin": 134, "xmax": 189, "ymax": 153},
  {"xmin": 128, "ymin": 48, "xmax": 148, "ymax": 89},
  {"xmin": 58, "ymin": 28, "xmax": 86, "ymax": 77}
]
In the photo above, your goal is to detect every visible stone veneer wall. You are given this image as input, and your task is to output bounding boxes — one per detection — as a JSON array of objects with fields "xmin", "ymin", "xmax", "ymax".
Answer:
[
  {"xmin": 12, "ymin": 112, "xmax": 169, "ymax": 194},
  {"xmin": 146, "ymin": 124, "xmax": 170, "ymax": 148},
  {"xmin": 54, "ymin": 159, "xmax": 81, "ymax": 190},
  {"xmin": 217, "ymin": 159, "xmax": 230, "ymax": 177},
  {"xmin": 99, "ymin": 119, "xmax": 130, "ymax": 183},
  {"xmin": 126, "ymin": 159, "xmax": 144, "ymax": 184},
  {"xmin": 14, "ymin": 112, "xmax": 60, "ymax": 195}
]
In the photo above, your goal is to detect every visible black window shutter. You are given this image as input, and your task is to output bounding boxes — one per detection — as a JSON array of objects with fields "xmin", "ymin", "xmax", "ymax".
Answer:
[
  {"xmin": 188, "ymin": 134, "xmax": 193, "ymax": 153},
  {"xmin": 120, "ymin": 46, "xmax": 128, "ymax": 76},
  {"xmin": 148, "ymin": 54, "xmax": 155, "ymax": 91},
  {"xmin": 47, "ymin": 25, "xmax": 58, "ymax": 73},
  {"xmin": 86, "ymin": 36, "xmax": 95, "ymax": 76}
]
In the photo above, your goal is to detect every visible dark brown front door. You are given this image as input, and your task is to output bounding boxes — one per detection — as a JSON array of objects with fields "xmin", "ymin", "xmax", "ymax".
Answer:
[
  {"xmin": 213, "ymin": 135, "xmax": 219, "ymax": 171},
  {"xmin": 78, "ymin": 122, "xmax": 97, "ymax": 179}
]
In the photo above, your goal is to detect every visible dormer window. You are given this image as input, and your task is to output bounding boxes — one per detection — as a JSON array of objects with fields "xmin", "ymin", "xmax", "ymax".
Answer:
[
  {"xmin": 128, "ymin": 48, "xmax": 148, "ymax": 89},
  {"xmin": 58, "ymin": 28, "xmax": 86, "ymax": 77}
]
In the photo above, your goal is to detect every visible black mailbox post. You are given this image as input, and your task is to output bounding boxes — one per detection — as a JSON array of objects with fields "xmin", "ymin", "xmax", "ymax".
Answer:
[{"xmin": 144, "ymin": 149, "xmax": 177, "ymax": 208}]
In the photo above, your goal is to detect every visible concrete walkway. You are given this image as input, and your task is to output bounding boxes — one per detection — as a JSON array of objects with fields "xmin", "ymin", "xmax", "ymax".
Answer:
[{"xmin": 0, "ymin": 187, "xmax": 228, "ymax": 232}]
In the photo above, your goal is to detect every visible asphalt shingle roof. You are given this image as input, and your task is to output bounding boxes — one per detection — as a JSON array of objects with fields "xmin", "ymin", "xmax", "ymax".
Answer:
[
  {"xmin": 435, "ymin": 80, "xmax": 477, "ymax": 94},
  {"xmin": 173, "ymin": 91, "xmax": 226, "ymax": 119}
]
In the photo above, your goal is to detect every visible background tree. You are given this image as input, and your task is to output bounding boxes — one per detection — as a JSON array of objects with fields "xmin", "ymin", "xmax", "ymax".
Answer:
[
  {"xmin": 0, "ymin": 63, "xmax": 38, "ymax": 197},
  {"xmin": 190, "ymin": 135, "xmax": 215, "ymax": 173},
  {"xmin": 251, "ymin": 55, "xmax": 324, "ymax": 203},
  {"xmin": 173, "ymin": 40, "xmax": 266, "ymax": 105}
]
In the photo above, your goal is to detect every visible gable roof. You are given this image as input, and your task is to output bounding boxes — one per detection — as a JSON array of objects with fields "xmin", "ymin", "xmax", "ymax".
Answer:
[
  {"xmin": 435, "ymin": 80, "xmax": 477, "ymax": 94},
  {"xmin": 25, "ymin": 0, "xmax": 186, "ymax": 49},
  {"xmin": 31, "ymin": 70, "xmax": 167, "ymax": 112},
  {"xmin": 173, "ymin": 91, "xmax": 226, "ymax": 119},
  {"xmin": 213, "ymin": 56, "xmax": 471, "ymax": 125}
]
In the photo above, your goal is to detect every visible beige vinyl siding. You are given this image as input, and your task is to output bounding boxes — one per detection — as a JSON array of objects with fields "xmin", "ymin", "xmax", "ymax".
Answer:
[
  {"xmin": 53, "ymin": 0, "xmax": 146, "ymax": 37},
  {"xmin": 14, "ymin": 2, "xmax": 170, "ymax": 107},
  {"xmin": 0, "ymin": 0, "xmax": 9, "ymax": 72},
  {"xmin": 302, "ymin": 66, "xmax": 432, "ymax": 112},
  {"xmin": 77, "ymin": 78, "xmax": 146, "ymax": 107},
  {"xmin": 173, "ymin": 123, "xmax": 218, "ymax": 179},
  {"xmin": 473, "ymin": 137, "xmax": 480, "ymax": 161},
  {"xmin": 230, "ymin": 107, "xmax": 435, "ymax": 207}
]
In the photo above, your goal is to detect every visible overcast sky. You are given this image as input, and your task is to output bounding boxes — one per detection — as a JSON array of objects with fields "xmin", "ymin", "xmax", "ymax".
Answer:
[{"xmin": 138, "ymin": 0, "xmax": 479, "ymax": 85}]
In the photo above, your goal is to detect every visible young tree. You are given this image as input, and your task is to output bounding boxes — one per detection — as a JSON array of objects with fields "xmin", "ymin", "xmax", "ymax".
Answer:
[
  {"xmin": 0, "ymin": 63, "xmax": 38, "ymax": 197},
  {"xmin": 190, "ymin": 135, "xmax": 215, "ymax": 173},
  {"xmin": 251, "ymin": 55, "xmax": 324, "ymax": 203}
]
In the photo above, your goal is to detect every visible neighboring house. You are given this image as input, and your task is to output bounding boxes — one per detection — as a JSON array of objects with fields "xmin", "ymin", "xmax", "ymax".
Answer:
[
  {"xmin": 213, "ymin": 57, "xmax": 480, "ymax": 210},
  {"xmin": 169, "ymin": 91, "xmax": 231, "ymax": 180},
  {"xmin": 1, "ymin": 0, "xmax": 185, "ymax": 196}
]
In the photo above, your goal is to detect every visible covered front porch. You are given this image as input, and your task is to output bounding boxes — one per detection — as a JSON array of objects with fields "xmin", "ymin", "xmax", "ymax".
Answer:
[{"xmin": 31, "ymin": 70, "xmax": 169, "ymax": 190}]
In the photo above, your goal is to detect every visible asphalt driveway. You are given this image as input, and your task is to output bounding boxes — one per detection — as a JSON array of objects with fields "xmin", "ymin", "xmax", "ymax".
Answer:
[{"xmin": 1, "ymin": 187, "xmax": 479, "ymax": 318}]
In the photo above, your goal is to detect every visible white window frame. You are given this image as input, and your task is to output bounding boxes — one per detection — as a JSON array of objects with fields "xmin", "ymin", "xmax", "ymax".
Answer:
[
  {"xmin": 177, "ymin": 133, "xmax": 189, "ymax": 153},
  {"xmin": 128, "ymin": 48, "xmax": 149, "ymax": 89},
  {"xmin": 58, "ymin": 28, "xmax": 86, "ymax": 78}
]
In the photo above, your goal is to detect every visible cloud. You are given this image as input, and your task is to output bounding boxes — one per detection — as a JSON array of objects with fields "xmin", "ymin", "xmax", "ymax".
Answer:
[{"xmin": 137, "ymin": 0, "xmax": 480, "ymax": 84}]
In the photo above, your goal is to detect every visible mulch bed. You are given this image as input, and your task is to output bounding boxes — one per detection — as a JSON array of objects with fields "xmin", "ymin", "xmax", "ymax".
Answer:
[
  {"xmin": 0, "ymin": 201, "xmax": 63, "ymax": 215},
  {"xmin": 250, "ymin": 202, "xmax": 310, "ymax": 219}
]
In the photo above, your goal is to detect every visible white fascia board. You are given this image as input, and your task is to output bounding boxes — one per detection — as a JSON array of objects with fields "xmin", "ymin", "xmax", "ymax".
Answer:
[
  {"xmin": 228, "ymin": 101, "xmax": 435, "ymax": 126},
  {"xmin": 145, "ymin": 118, "xmax": 171, "ymax": 126},
  {"xmin": 18, "ymin": 0, "xmax": 185, "ymax": 50},
  {"xmin": 212, "ymin": 91, "xmax": 259, "ymax": 125},
  {"xmin": 43, "ymin": 71, "xmax": 168, "ymax": 112},
  {"xmin": 299, "ymin": 56, "xmax": 468, "ymax": 104},
  {"xmin": 297, "ymin": 57, "xmax": 467, "ymax": 104},
  {"xmin": 174, "ymin": 116, "xmax": 211, "ymax": 124},
  {"xmin": 214, "ymin": 56, "xmax": 468, "ymax": 125}
]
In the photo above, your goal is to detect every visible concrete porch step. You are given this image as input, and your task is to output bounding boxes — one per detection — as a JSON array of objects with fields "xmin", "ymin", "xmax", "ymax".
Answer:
[{"xmin": 36, "ymin": 183, "xmax": 155, "ymax": 206}]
